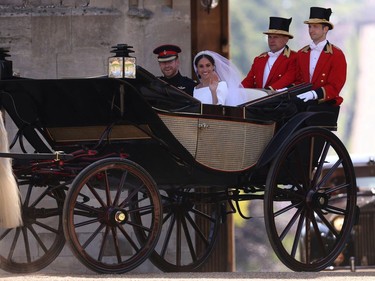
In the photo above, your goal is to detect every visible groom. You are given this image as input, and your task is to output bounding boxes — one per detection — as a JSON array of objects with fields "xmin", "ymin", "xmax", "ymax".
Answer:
[{"xmin": 153, "ymin": 44, "xmax": 196, "ymax": 96}]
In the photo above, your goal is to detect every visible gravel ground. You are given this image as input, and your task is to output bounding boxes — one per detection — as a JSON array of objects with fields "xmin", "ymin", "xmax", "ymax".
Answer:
[{"xmin": 1, "ymin": 271, "xmax": 375, "ymax": 281}]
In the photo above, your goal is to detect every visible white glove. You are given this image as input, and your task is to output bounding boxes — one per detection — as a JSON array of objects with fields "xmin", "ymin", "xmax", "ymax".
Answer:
[
  {"xmin": 275, "ymin": 87, "xmax": 288, "ymax": 92},
  {"xmin": 297, "ymin": 90, "xmax": 317, "ymax": 102}
]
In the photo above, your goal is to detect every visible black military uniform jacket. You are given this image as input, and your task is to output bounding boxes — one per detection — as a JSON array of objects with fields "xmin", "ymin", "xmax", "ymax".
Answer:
[{"xmin": 159, "ymin": 72, "xmax": 196, "ymax": 96}]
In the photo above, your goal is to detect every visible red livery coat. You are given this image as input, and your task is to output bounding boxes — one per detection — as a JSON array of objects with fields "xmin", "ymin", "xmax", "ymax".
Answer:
[
  {"xmin": 296, "ymin": 42, "xmax": 347, "ymax": 105},
  {"xmin": 241, "ymin": 46, "xmax": 297, "ymax": 90}
]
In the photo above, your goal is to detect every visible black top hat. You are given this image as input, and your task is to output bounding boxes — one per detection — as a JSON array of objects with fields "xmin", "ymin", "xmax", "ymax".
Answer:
[
  {"xmin": 263, "ymin": 17, "xmax": 293, "ymax": 39},
  {"xmin": 153, "ymin": 44, "xmax": 181, "ymax": 62},
  {"xmin": 304, "ymin": 7, "xmax": 334, "ymax": 30}
]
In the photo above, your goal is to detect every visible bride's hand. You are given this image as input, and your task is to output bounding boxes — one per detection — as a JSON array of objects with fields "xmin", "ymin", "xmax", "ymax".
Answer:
[{"xmin": 209, "ymin": 72, "xmax": 219, "ymax": 92}]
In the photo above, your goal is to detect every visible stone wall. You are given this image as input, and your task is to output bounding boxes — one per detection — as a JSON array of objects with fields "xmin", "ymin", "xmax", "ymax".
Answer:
[
  {"xmin": 1, "ymin": 0, "xmax": 192, "ymax": 149},
  {"xmin": 0, "ymin": 0, "xmax": 193, "ymax": 79}
]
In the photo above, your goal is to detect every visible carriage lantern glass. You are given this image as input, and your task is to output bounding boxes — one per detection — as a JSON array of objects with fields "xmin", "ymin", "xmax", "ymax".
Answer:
[{"xmin": 108, "ymin": 44, "xmax": 136, "ymax": 79}]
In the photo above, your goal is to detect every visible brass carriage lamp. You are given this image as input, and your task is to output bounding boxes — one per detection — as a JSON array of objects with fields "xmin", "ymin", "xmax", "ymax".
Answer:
[
  {"xmin": 108, "ymin": 44, "xmax": 136, "ymax": 79},
  {"xmin": 0, "ymin": 48, "xmax": 13, "ymax": 80}
]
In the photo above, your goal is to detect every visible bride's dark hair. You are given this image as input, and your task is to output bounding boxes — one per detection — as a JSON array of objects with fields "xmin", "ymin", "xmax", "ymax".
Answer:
[{"xmin": 194, "ymin": 53, "xmax": 215, "ymax": 68}]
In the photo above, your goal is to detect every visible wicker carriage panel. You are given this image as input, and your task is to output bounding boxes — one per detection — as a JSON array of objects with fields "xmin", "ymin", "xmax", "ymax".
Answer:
[
  {"xmin": 158, "ymin": 114, "xmax": 199, "ymax": 157},
  {"xmin": 195, "ymin": 119, "xmax": 275, "ymax": 171},
  {"xmin": 159, "ymin": 113, "xmax": 275, "ymax": 172}
]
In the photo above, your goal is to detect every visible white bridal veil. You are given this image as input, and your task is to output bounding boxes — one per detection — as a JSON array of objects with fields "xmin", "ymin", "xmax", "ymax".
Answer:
[{"xmin": 193, "ymin": 50, "xmax": 267, "ymax": 106}]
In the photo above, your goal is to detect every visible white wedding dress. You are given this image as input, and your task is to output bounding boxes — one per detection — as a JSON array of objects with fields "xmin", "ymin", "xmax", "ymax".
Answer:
[
  {"xmin": 193, "ymin": 81, "xmax": 228, "ymax": 105},
  {"xmin": 226, "ymin": 88, "xmax": 269, "ymax": 106}
]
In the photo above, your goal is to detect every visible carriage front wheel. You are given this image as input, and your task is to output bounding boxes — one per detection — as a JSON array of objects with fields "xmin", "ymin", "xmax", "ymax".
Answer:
[
  {"xmin": 63, "ymin": 158, "xmax": 162, "ymax": 274},
  {"xmin": 0, "ymin": 181, "xmax": 65, "ymax": 273},
  {"xmin": 264, "ymin": 127, "xmax": 357, "ymax": 271}
]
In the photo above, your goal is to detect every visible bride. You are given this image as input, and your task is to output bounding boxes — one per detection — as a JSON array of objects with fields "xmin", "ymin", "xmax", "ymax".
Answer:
[
  {"xmin": 193, "ymin": 50, "xmax": 267, "ymax": 106},
  {"xmin": 193, "ymin": 51, "xmax": 228, "ymax": 105}
]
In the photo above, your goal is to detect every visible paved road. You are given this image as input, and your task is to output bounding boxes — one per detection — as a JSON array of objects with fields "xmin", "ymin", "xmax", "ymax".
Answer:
[{"xmin": 1, "ymin": 271, "xmax": 375, "ymax": 281}]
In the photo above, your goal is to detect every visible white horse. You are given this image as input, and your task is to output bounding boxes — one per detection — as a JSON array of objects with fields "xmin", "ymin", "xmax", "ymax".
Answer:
[{"xmin": 0, "ymin": 111, "xmax": 22, "ymax": 228}]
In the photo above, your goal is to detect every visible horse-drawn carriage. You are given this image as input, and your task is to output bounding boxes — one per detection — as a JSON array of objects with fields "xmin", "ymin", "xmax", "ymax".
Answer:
[{"xmin": 0, "ymin": 45, "xmax": 357, "ymax": 273}]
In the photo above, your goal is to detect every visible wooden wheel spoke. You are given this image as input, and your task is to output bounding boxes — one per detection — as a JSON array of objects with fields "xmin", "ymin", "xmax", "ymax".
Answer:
[
  {"xmin": 21, "ymin": 228, "xmax": 31, "ymax": 263},
  {"xmin": 27, "ymin": 224, "xmax": 48, "ymax": 253},
  {"xmin": 113, "ymin": 170, "xmax": 128, "ymax": 206},
  {"xmin": 315, "ymin": 209, "xmax": 340, "ymax": 238},
  {"xmin": 110, "ymin": 227, "xmax": 122, "ymax": 263},
  {"xmin": 174, "ymin": 214, "xmax": 182, "ymax": 266},
  {"xmin": 311, "ymin": 141, "xmax": 331, "ymax": 187},
  {"xmin": 274, "ymin": 201, "xmax": 303, "ymax": 218},
  {"xmin": 310, "ymin": 212, "xmax": 327, "ymax": 258},
  {"xmin": 185, "ymin": 210, "xmax": 210, "ymax": 246},
  {"xmin": 180, "ymin": 214, "xmax": 197, "ymax": 262},
  {"xmin": 119, "ymin": 185, "xmax": 146, "ymax": 208},
  {"xmin": 317, "ymin": 158, "xmax": 344, "ymax": 188},
  {"xmin": 160, "ymin": 214, "xmax": 176, "ymax": 258},
  {"xmin": 279, "ymin": 207, "xmax": 303, "ymax": 241},
  {"xmin": 34, "ymin": 220, "xmax": 60, "ymax": 234},
  {"xmin": 82, "ymin": 223, "xmax": 106, "ymax": 249},
  {"xmin": 291, "ymin": 209, "xmax": 306, "ymax": 258},
  {"xmin": 118, "ymin": 224, "xmax": 140, "ymax": 253},
  {"xmin": 8, "ymin": 228, "xmax": 21, "ymax": 260},
  {"xmin": 98, "ymin": 226, "xmax": 110, "ymax": 261}
]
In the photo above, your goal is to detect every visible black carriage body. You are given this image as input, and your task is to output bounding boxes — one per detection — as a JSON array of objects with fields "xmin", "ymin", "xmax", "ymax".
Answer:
[
  {"xmin": 0, "ymin": 67, "xmax": 298, "ymax": 187},
  {"xmin": 0, "ymin": 62, "xmax": 356, "ymax": 274}
]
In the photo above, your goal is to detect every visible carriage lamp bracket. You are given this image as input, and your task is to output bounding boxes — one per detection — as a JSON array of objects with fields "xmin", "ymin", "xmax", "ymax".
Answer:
[{"xmin": 120, "ymin": 84, "xmax": 125, "ymax": 117}]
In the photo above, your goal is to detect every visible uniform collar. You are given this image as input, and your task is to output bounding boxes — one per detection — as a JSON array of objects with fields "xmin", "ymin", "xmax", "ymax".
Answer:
[
  {"xmin": 310, "ymin": 40, "xmax": 327, "ymax": 50},
  {"xmin": 283, "ymin": 45, "xmax": 292, "ymax": 58},
  {"xmin": 301, "ymin": 41, "xmax": 333, "ymax": 54},
  {"xmin": 163, "ymin": 71, "xmax": 182, "ymax": 82},
  {"xmin": 261, "ymin": 45, "xmax": 291, "ymax": 58}
]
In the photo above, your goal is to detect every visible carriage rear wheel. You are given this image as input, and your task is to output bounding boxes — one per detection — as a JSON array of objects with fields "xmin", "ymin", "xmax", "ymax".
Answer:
[
  {"xmin": 0, "ymin": 181, "xmax": 66, "ymax": 273},
  {"xmin": 132, "ymin": 187, "xmax": 221, "ymax": 272},
  {"xmin": 264, "ymin": 127, "xmax": 357, "ymax": 271},
  {"xmin": 63, "ymin": 158, "xmax": 162, "ymax": 274}
]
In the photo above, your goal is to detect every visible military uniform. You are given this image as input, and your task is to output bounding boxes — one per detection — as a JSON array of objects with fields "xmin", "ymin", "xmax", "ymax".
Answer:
[
  {"xmin": 159, "ymin": 72, "xmax": 196, "ymax": 96},
  {"xmin": 153, "ymin": 44, "xmax": 196, "ymax": 96}
]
